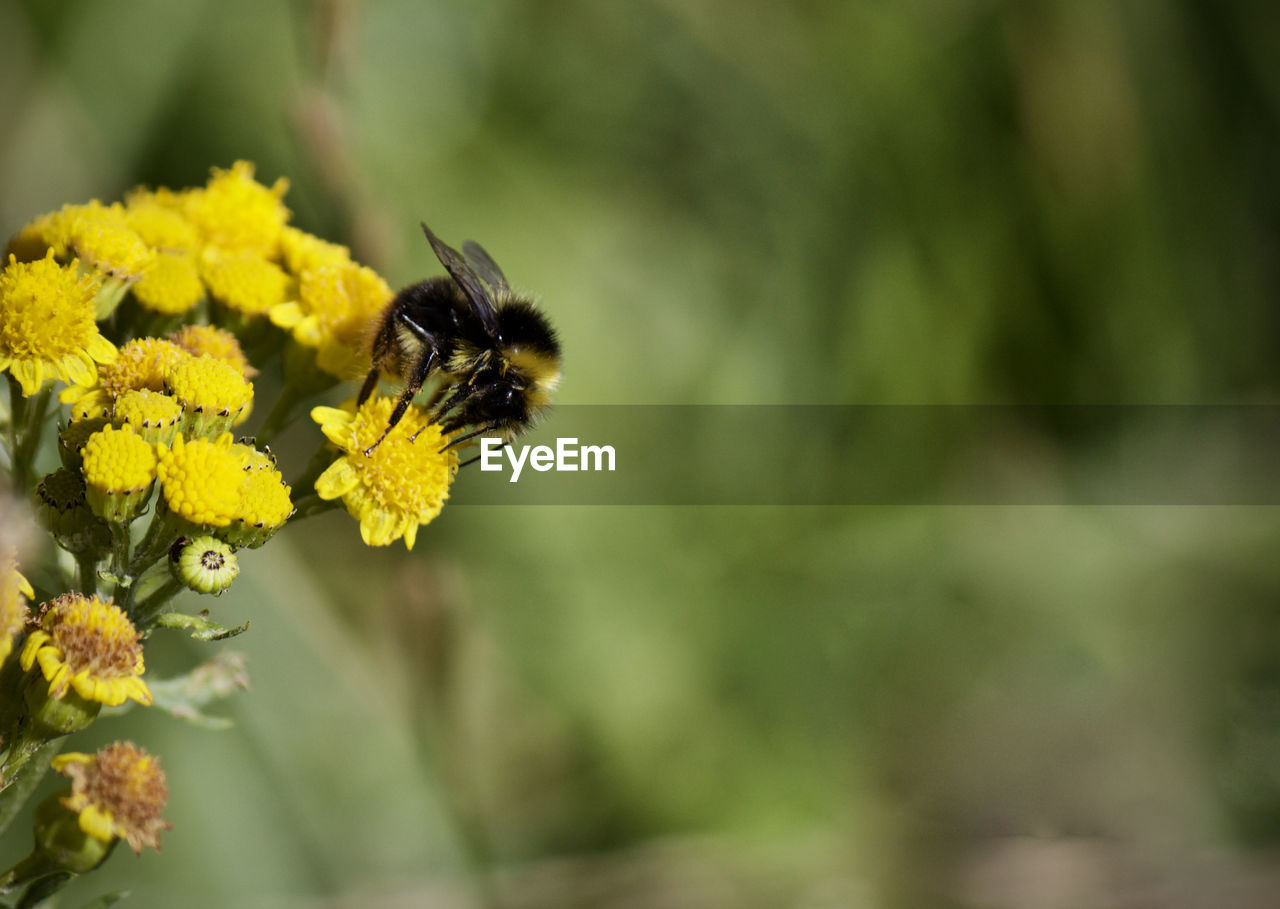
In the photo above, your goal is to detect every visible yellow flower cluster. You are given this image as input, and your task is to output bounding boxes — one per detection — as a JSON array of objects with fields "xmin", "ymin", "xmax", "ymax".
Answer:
[
  {"xmin": 155, "ymin": 433, "xmax": 292, "ymax": 546},
  {"xmin": 8, "ymin": 161, "xmax": 389, "ymax": 379},
  {"xmin": 0, "ymin": 162, "xmax": 476, "ymax": 891}
]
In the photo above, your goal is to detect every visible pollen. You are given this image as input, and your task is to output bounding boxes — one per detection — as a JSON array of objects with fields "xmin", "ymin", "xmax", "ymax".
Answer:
[
  {"xmin": 170, "ymin": 323, "xmax": 256, "ymax": 378},
  {"xmin": 199, "ymin": 246, "xmax": 291, "ymax": 316},
  {"xmin": 0, "ymin": 251, "xmax": 117, "ymax": 396},
  {"xmin": 155, "ymin": 433, "xmax": 244, "ymax": 527},
  {"xmin": 20, "ymin": 592, "xmax": 151, "ymax": 707},
  {"xmin": 131, "ymin": 250, "xmax": 204, "ymax": 315},
  {"xmin": 53, "ymin": 742, "xmax": 170, "ymax": 853},
  {"xmin": 81, "ymin": 424, "xmax": 157, "ymax": 495},
  {"xmin": 312, "ymin": 396, "xmax": 457, "ymax": 549},
  {"xmin": 184, "ymin": 160, "xmax": 290, "ymax": 256}
]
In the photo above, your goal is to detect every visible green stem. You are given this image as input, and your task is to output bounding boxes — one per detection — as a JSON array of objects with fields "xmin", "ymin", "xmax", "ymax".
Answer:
[
  {"xmin": 132, "ymin": 576, "xmax": 183, "ymax": 629},
  {"xmin": 108, "ymin": 522, "xmax": 132, "ymax": 602},
  {"xmin": 75, "ymin": 552, "xmax": 99, "ymax": 596},
  {"xmin": 287, "ymin": 494, "xmax": 339, "ymax": 522},
  {"xmin": 127, "ymin": 506, "xmax": 175, "ymax": 578},
  {"xmin": 0, "ymin": 852, "xmax": 60, "ymax": 898},
  {"xmin": 0, "ymin": 739, "xmax": 59, "ymax": 837},
  {"xmin": 254, "ymin": 383, "xmax": 305, "ymax": 447},
  {"xmin": 6, "ymin": 376, "xmax": 26, "ymax": 491},
  {"xmin": 8, "ymin": 385, "xmax": 53, "ymax": 493}
]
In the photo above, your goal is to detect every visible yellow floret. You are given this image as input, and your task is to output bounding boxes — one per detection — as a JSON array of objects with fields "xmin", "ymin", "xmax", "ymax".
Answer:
[
  {"xmin": 52, "ymin": 201, "xmax": 155, "ymax": 280},
  {"xmin": 124, "ymin": 190, "xmax": 200, "ymax": 251},
  {"xmin": 199, "ymin": 246, "xmax": 291, "ymax": 316},
  {"xmin": 279, "ymin": 225, "xmax": 350, "ymax": 275},
  {"xmin": 184, "ymin": 161, "xmax": 290, "ymax": 256},
  {"xmin": 155, "ymin": 434, "xmax": 243, "ymax": 527},
  {"xmin": 81, "ymin": 425, "xmax": 156, "ymax": 495},
  {"xmin": 0, "ymin": 252, "xmax": 116, "ymax": 396},
  {"xmin": 131, "ymin": 250, "xmax": 204, "ymax": 315},
  {"xmin": 169, "ymin": 324, "xmax": 256, "ymax": 377}
]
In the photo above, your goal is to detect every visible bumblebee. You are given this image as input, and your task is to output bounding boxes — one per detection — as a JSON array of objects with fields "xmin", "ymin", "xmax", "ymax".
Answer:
[{"xmin": 357, "ymin": 222, "xmax": 561, "ymax": 461}]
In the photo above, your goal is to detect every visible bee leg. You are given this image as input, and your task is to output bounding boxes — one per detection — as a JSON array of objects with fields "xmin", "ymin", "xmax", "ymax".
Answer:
[
  {"xmin": 363, "ymin": 350, "xmax": 437, "ymax": 456},
  {"xmin": 356, "ymin": 369, "xmax": 381, "ymax": 407},
  {"xmin": 436, "ymin": 421, "xmax": 501, "ymax": 451}
]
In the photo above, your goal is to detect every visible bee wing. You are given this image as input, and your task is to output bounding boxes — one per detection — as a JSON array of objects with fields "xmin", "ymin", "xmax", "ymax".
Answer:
[
  {"xmin": 462, "ymin": 240, "xmax": 510, "ymax": 292},
  {"xmin": 421, "ymin": 222, "xmax": 500, "ymax": 335}
]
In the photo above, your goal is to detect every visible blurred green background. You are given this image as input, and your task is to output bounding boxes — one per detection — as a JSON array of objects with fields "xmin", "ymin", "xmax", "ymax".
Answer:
[{"xmin": 4, "ymin": 0, "xmax": 1280, "ymax": 906}]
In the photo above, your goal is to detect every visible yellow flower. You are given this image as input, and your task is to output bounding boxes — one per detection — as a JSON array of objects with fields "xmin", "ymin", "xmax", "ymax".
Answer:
[
  {"xmin": 124, "ymin": 188, "xmax": 200, "ymax": 252},
  {"xmin": 81, "ymin": 424, "xmax": 157, "ymax": 521},
  {"xmin": 60, "ymin": 337, "xmax": 190, "ymax": 421},
  {"xmin": 0, "ymin": 252, "xmax": 117, "ymax": 396},
  {"xmin": 6, "ymin": 211, "xmax": 60, "ymax": 262},
  {"xmin": 270, "ymin": 259, "xmax": 390, "ymax": 378},
  {"xmin": 47, "ymin": 201, "xmax": 154, "ymax": 281},
  {"xmin": 312, "ymin": 396, "xmax": 457, "ymax": 549},
  {"xmin": 155, "ymin": 433, "xmax": 243, "ymax": 527},
  {"xmin": 113, "ymin": 388, "xmax": 182, "ymax": 446},
  {"xmin": 1, "ymin": 555, "xmax": 34, "ymax": 665},
  {"xmin": 225, "ymin": 443, "xmax": 293, "ymax": 548},
  {"xmin": 51, "ymin": 742, "xmax": 170, "ymax": 854},
  {"xmin": 183, "ymin": 160, "xmax": 290, "ymax": 256},
  {"xmin": 279, "ymin": 225, "xmax": 350, "ymax": 275},
  {"xmin": 170, "ymin": 323, "xmax": 256, "ymax": 378},
  {"xmin": 131, "ymin": 250, "xmax": 204, "ymax": 315},
  {"xmin": 165, "ymin": 354, "xmax": 254, "ymax": 436},
  {"xmin": 199, "ymin": 246, "xmax": 291, "ymax": 316},
  {"xmin": 20, "ymin": 592, "xmax": 151, "ymax": 707}
]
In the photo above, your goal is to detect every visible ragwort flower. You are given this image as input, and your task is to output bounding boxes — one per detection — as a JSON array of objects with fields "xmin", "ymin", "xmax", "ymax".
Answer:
[
  {"xmin": 224, "ymin": 443, "xmax": 293, "ymax": 549},
  {"xmin": 165, "ymin": 354, "xmax": 254, "ymax": 436},
  {"xmin": 21, "ymin": 592, "xmax": 151, "ymax": 708},
  {"xmin": 154, "ymin": 433, "xmax": 243, "ymax": 528},
  {"xmin": 170, "ymin": 323, "xmax": 256, "ymax": 377},
  {"xmin": 1, "ymin": 555, "xmax": 34, "ymax": 665},
  {"xmin": 80, "ymin": 424, "xmax": 157, "ymax": 522},
  {"xmin": 61, "ymin": 337, "xmax": 190, "ymax": 421},
  {"xmin": 270, "ymin": 258, "xmax": 390, "ymax": 378},
  {"xmin": 0, "ymin": 252, "xmax": 117, "ymax": 396},
  {"xmin": 50, "ymin": 742, "xmax": 171, "ymax": 854},
  {"xmin": 312, "ymin": 396, "xmax": 457, "ymax": 549},
  {"xmin": 183, "ymin": 160, "xmax": 290, "ymax": 256},
  {"xmin": 131, "ymin": 250, "xmax": 204, "ymax": 315},
  {"xmin": 199, "ymin": 246, "xmax": 291, "ymax": 317}
]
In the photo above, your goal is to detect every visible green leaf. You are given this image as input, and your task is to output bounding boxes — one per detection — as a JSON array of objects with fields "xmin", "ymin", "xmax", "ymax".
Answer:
[
  {"xmin": 153, "ymin": 610, "xmax": 249, "ymax": 641},
  {"xmin": 146, "ymin": 652, "xmax": 249, "ymax": 731}
]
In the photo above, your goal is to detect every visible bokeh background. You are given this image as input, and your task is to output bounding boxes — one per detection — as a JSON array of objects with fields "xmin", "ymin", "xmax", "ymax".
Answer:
[{"xmin": 4, "ymin": 0, "xmax": 1280, "ymax": 906}]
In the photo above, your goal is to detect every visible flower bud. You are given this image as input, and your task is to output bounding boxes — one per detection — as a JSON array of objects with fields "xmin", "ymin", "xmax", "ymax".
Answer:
[{"xmin": 171, "ymin": 535, "xmax": 239, "ymax": 594}]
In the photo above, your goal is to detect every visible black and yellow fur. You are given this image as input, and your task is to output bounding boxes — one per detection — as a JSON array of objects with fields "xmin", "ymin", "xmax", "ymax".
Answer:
[{"xmin": 358, "ymin": 223, "xmax": 561, "ymax": 459}]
